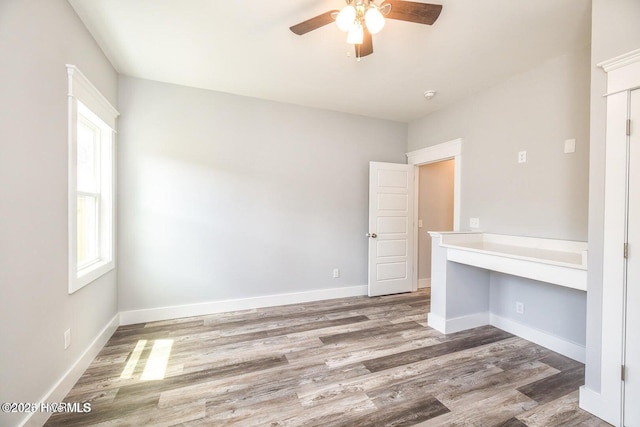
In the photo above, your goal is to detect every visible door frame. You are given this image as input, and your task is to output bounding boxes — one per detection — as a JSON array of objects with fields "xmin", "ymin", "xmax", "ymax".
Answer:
[
  {"xmin": 579, "ymin": 48, "xmax": 640, "ymax": 426},
  {"xmin": 406, "ymin": 138, "xmax": 462, "ymax": 290}
]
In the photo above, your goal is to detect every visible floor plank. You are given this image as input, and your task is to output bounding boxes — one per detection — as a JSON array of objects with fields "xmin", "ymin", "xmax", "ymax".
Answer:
[
  {"xmin": 516, "ymin": 391, "xmax": 611, "ymax": 427},
  {"xmin": 517, "ymin": 365, "xmax": 585, "ymax": 405},
  {"xmin": 45, "ymin": 289, "xmax": 611, "ymax": 426}
]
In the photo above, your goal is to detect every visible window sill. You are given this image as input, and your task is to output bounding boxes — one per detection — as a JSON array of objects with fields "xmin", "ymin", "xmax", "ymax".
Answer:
[{"xmin": 69, "ymin": 259, "xmax": 114, "ymax": 294}]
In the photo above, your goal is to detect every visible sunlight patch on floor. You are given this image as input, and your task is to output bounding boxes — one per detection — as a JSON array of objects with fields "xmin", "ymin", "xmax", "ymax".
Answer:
[
  {"xmin": 120, "ymin": 339, "xmax": 147, "ymax": 379},
  {"xmin": 120, "ymin": 339, "xmax": 174, "ymax": 380},
  {"xmin": 141, "ymin": 339, "xmax": 174, "ymax": 380}
]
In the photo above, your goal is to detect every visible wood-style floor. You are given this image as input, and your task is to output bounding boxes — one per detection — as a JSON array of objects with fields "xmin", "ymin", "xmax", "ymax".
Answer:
[{"xmin": 46, "ymin": 289, "xmax": 610, "ymax": 426}]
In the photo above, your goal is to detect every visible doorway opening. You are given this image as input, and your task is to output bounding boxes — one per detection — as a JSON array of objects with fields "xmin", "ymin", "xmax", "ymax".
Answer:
[
  {"xmin": 406, "ymin": 138, "xmax": 462, "ymax": 290},
  {"xmin": 417, "ymin": 160, "xmax": 455, "ymax": 288}
]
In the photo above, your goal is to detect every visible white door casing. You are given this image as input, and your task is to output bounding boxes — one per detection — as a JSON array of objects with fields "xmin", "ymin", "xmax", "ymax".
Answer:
[
  {"xmin": 406, "ymin": 138, "xmax": 462, "ymax": 232},
  {"xmin": 406, "ymin": 139, "xmax": 462, "ymax": 291},
  {"xmin": 368, "ymin": 162, "xmax": 415, "ymax": 297},
  {"xmin": 624, "ymin": 88, "xmax": 640, "ymax": 426},
  {"xmin": 580, "ymin": 48, "xmax": 640, "ymax": 427}
]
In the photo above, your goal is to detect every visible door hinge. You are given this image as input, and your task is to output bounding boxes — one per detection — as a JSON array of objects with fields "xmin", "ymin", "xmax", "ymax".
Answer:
[
  {"xmin": 627, "ymin": 119, "xmax": 632, "ymax": 136},
  {"xmin": 622, "ymin": 365, "xmax": 626, "ymax": 381},
  {"xmin": 624, "ymin": 243, "xmax": 629, "ymax": 259}
]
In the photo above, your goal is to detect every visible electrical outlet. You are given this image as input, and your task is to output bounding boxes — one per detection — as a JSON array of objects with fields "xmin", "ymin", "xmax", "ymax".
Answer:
[
  {"xmin": 515, "ymin": 302, "xmax": 524, "ymax": 315},
  {"xmin": 418, "ymin": 219, "xmax": 423, "ymax": 228},
  {"xmin": 518, "ymin": 151, "xmax": 527, "ymax": 163},
  {"xmin": 64, "ymin": 329, "xmax": 71, "ymax": 349},
  {"xmin": 470, "ymin": 217, "xmax": 480, "ymax": 228},
  {"xmin": 333, "ymin": 268, "xmax": 340, "ymax": 278}
]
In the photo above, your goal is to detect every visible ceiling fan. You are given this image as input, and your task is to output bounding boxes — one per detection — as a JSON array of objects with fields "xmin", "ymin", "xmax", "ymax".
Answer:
[{"xmin": 289, "ymin": 0, "xmax": 442, "ymax": 59}]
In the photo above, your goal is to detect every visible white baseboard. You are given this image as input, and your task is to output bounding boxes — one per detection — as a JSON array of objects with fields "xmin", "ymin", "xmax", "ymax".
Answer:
[
  {"xmin": 21, "ymin": 314, "xmax": 119, "ymax": 427},
  {"xmin": 418, "ymin": 278, "xmax": 431, "ymax": 288},
  {"xmin": 427, "ymin": 312, "xmax": 446, "ymax": 332},
  {"xmin": 427, "ymin": 311, "xmax": 489, "ymax": 334},
  {"xmin": 120, "ymin": 285, "xmax": 368, "ymax": 325},
  {"xmin": 489, "ymin": 313, "xmax": 585, "ymax": 363},
  {"xmin": 579, "ymin": 386, "xmax": 618, "ymax": 426},
  {"xmin": 428, "ymin": 312, "xmax": 585, "ymax": 363}
]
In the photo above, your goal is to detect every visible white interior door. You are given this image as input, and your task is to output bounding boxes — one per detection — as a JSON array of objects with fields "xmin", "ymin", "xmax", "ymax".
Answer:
[
  {"xmin": 368, "ymin": 162, "xmax": 415, "ymax": 297},
  {"xmin": 624, "ymin": 89, "xmax": 640, "ymax": 426}
]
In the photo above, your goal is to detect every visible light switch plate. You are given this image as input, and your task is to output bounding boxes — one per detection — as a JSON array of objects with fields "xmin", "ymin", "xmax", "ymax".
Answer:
[{"xmin": 564, "ymin": 139, "xmax": 576, "ymax": 153}]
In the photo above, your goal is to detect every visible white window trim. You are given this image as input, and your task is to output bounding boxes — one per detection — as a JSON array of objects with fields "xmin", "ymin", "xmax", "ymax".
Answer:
[{"xmin": 67, "ymin": 64, "xmax": 119, "ymax": 294}]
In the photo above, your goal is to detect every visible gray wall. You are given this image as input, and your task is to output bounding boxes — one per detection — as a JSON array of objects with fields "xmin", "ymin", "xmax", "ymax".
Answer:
[
  {"xmin": 0, "ymin": 1, "xmax": 118, "ymax": 426},
  {"xmin": 490, "ymin": 274, "xmax": 587, "ymax": 346},
  {"xmin": 408, "ymin": 46, "xmax": 591, "ymax": 347},
  {"xmin": 418, "ymin": 160, "xmax": 454, "ymax": 281},
  {"xmin": 409, "ymin": 47, "xmax": 590, "ymax": 241},
  {"xmin": 117, "ymin": 76, "xmax": 407, "ymax": 311},
  {"xmin": 585, "ymin": 0, "xmax": 640, "ymax": 392}
]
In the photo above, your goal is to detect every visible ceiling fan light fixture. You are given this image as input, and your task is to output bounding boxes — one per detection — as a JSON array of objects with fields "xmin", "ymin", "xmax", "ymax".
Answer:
[
  {"xmin": 290, "ymin": 1, "xmax": 443, "ymax": 60},
  {"xmin": 335, "ymin": 5, "xmax": 356, "ymax": 31},
  {"xmin": 364, "ymin": 7, "xmax": 385, "ymax": 34},
  {"xmin": 347, "ymin": 21, "xmax": 364, "ymax": 44}
]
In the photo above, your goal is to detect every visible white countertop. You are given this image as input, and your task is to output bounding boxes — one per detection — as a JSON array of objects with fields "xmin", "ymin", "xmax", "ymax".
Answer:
[
  {"xmin": 440, "ymin": 240, "xmax": 586, "ymax": 269},
  {"xmin": 429, "ymin": 232, "xmax": 588, "ymax": 291}
]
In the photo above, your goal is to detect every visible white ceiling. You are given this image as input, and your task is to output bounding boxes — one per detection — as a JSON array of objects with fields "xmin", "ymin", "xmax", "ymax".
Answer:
[{"xmin": 68, "ymin": 0, "xmax": 591, "ymax": 123}]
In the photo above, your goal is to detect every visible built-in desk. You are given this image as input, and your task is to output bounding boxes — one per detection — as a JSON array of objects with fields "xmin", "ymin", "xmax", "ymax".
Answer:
[
  {"xmin": 427, "ymin": 232, "xmax": 588, "ymax": 361},
  {"xmin": 435, "ymin": 232, "xmax": 587, "ymax": 291}
]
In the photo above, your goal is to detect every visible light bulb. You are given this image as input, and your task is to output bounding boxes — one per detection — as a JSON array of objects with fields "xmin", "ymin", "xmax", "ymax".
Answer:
[
  {"xmin": 347, "ymin": 22, "xmax": 364, "ymax": 44},
  {"xmin": 335, "ymin": 5, "xmax": 356, "ymax": 32},
  {"xmin": 365, "ymin": 7, "xmax": 385, "ymax": 34}
]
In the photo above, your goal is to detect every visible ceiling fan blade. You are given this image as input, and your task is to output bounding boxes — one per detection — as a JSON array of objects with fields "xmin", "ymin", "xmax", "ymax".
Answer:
[
  {"xmin": 384, "ymin": 1, "xmax": 442, "ymax": 25},
  {"xmin": 356, "ymin": 29, "xmax": 373, "ymax": 59},
  {"xmin": 289, "ymin": 10, "xmax": 339, "ymax": 35}
]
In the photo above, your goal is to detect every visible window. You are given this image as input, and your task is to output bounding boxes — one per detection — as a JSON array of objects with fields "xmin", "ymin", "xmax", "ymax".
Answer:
[{"xmin": 67, "ymin": 65, "xmax": 119, "ymax": 293}]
